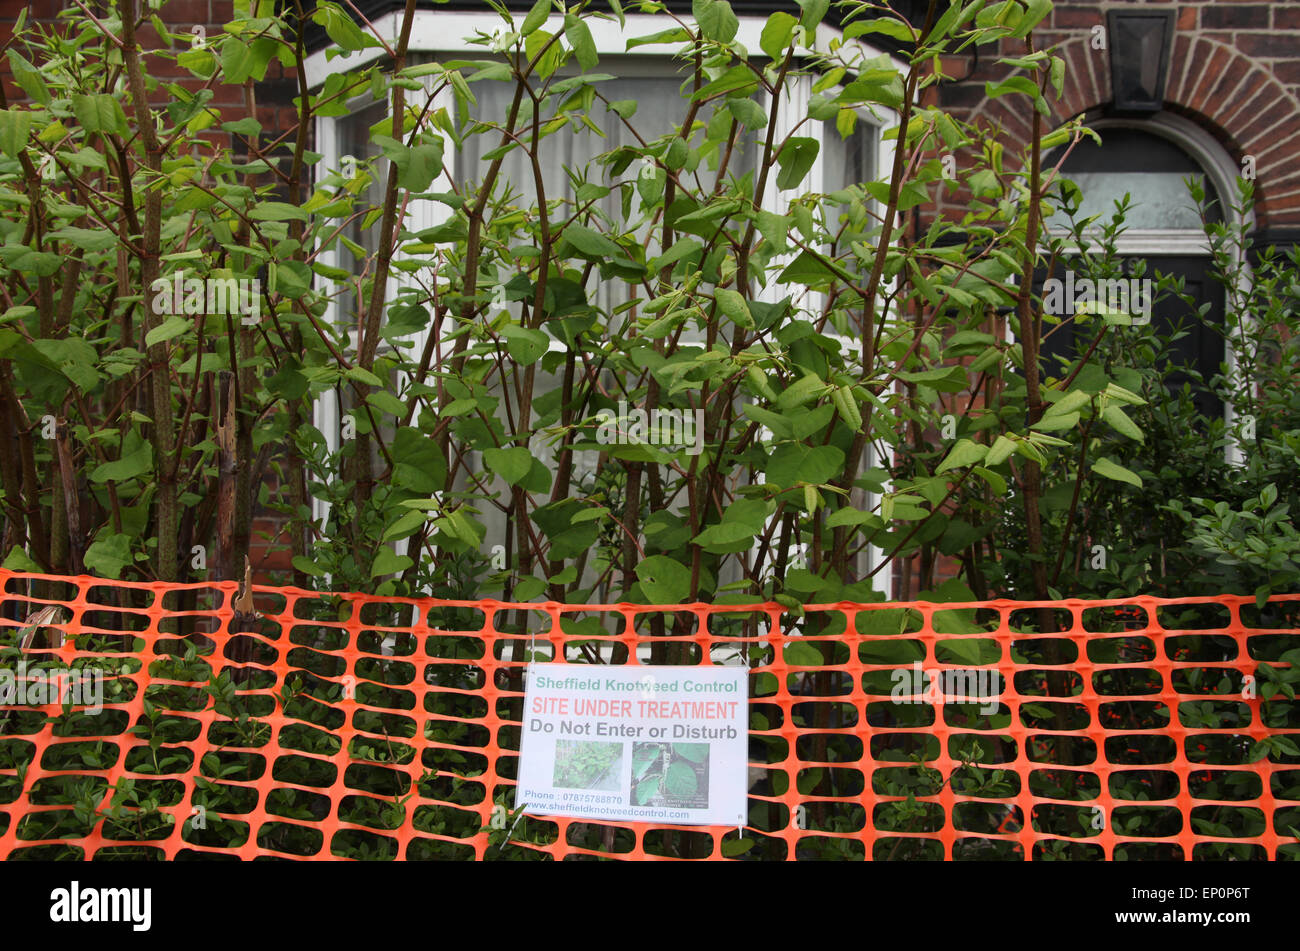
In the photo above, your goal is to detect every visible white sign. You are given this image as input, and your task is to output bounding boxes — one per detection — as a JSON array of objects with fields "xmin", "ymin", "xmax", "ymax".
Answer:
[{"xmin": 515, "ymin": 663, "xmax": 748, "ymax": 826}]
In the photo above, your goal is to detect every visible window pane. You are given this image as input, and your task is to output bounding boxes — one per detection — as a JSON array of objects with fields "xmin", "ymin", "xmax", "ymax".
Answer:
[
  {"xmin": 1047, "ymin": 171, "xmax": 1209, "ymax": 230},
  {"xmin": 337, "ymin": 98, "xmax": 389, "ymax": 328},
  {"xmin": 822, "ymin": 117, "xmax": 876, "ymax": 193},
  {"xmin": 1045, "ymin": 127, "xmax": 1220, "ymax": 230},
  {"xmin": 456, "ymin": 75, "xmax": 759, "ymax": 197}
]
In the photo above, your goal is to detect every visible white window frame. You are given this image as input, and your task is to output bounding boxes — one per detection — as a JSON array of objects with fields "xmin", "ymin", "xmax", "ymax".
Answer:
[{"xmin": 306, "ymin": 10, "xmax": 905, "ymax": 596}]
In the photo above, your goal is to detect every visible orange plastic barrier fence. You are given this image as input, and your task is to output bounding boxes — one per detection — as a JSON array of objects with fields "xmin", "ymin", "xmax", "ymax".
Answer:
[{"xmin": 0, "ymin": 568, "xmax": 1296, "ymax": 861}]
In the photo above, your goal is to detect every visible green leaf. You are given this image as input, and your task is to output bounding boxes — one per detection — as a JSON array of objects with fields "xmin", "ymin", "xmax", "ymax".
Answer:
[
  {"xmin": 291, "ymin": 555, "xmax": 327, "ymax": 577},
  {"xmin": 563, "ymin": 224, "xmax": 621, "ymax": 259},
  {"xmin": 1012, "ymin": 0, "xmax": 1052, "ymax": 38},
  {"xmin": 0, "ymin": 109, "xmax": 31, "ymax": 159},
  {"xmin": 70, "ymin": 93, "xmax": 127, "ymax": 135},
  {"xmin": 370, "ymin": 546, "xmax": 414, "ymax": 579},
  {"xmin": 721, "ymin": 837, "xmax": 754, "ymax": 857},
  {"xmin": 29, "ymin": 337, "xmax": 100, "ymax": 391},
  {"xmin": 760, "ymin": 11, "xmax": 798, "ymax": 59},
  {"xmin": 985, "ymin": 76, "xmax": 1038, "ymax": 99},
  {"xmin": 564, "ymin": 14, "xmax": 599, "ymax": 70},
  {"xmin": 726, "ymin": 97, "xmax": 767, "ymax": 131},
  {"xmin": 777, "ymin": 250, "xmax": 837, "ymax": 287},
  {"xmin": 692, "ymin": 521, "xmax": 760, "ymax": 552},
  {"xmin": 972, "ymin": 466, "xmax": 1007, "ymax": 495},
  {"xmin": 268, "ymin": 362, "xmax": 308, "ymax": 401},
  {"xmin": 896, "ymin": 365, "xmax": 968, "ymax": 392},
  {"xmin": 715, "ymin": 288, "xmax": 752, "ymax": 328},
  {"xmin": 89, "ymin": 434, "xmax": 153, "ymax": 484},
  {"xmin": 1042, "ymin": 388, "xmax": 1092, "ymax": 417},
  {"xmin": 1050, "ymin": 55, "xmax": 1065, "ymax": 98},
  {"xmin": 221, "ymin": 117, "xmax": 262, "ymax": 136},
  {"xmin": 315, "ymin": 7, "xmax": 369, "ymax": 51},
  {"xmin": 844, "ymin": 16, "xmax": 915, "ymax": 43},
  {"xmin": 1102, "ymin": 403, "xmax": 1143, "ymax": 442},
  {"xmin": 2, "ymin": 546, "xmax": 42, "ymax": 572},
  {"xmin": 220, "ymin": 37, "xmax": 260, "ymax": 83},
  {"xmin": 778, "ymin": 376, "xmax": 826, "ymax": 413},
  {"xmin": 670, "ymin": 197, "xmax": 742, "ymax": 234},
  {"xmin": 249, "ymin": 201, "xmax": 310, "ymax": 222},
  {"xmin": 437, "ymin": 509, "xmax": 486, "ymax": 549},
  {"xmin": 766, "ymin": 443, "xmax": 844, "ymax": 488},
  {"xmin": 483, "ymin": 446, "xmax": 535, "ymax": 487},
  {"xmin": 345, "ymin": 366, "xmax": 384, "ymax": 387},
  {"xmin": 635, "ymin": 555, "xmax": 691, "ymax": 603},
  {"xmin": 521, "ymin": 0, "xmax": 552, "ymax": 35},
  {"xmin": 648, "ymin": 237, "xmax": 702, "ymax": 273},
  {"xmin": 797, "ymin": 0, "xmax": 830, "ymax": 33},
  {"xmin": 1031, "ymin": 412, "xmax": 1077, "ymax": 432},
  {"xmin": 984, "ymin": 435, "xmax": 1017, "ymax": 467},
  {"xmin": 674, "ymin": 742, "xmax": 709, "ymax": 763},
  {"xmin": 7, "ymin": 52, "xmax": 50, "ymax": 105},
  {"xmin": 46, "ymin": 226, "xmax": 117, "ymax": 252},
  {"xmin": 1103, "ymin": 382, "xmax": 1146, "ymax": 406},
  {"xmin": 512, "ymin": 576, "xmax": 546, "ymax": 601},
  {"xmin": 1092, "ymin": 456, "xmax": 1143, "ymax": 488},
  {"xmin": 382, "ymin": 509, "xmax": 426, "ymax": 542},
  {"xmin": 367, "ymin": 390, "xmax": 407, "ymax": 417},
  {"xmin": 692, "ymin": 0, "xmax": 739, "ymax": 42},
  {"xmin": 144, "ymin": 315, "xmax": 190, "ymax": 349},
  {"xmin": 783, "ymin": 640, "xmax": 824, "ymax": 667},
  {"xmin": 626, "ymin": 26, "xmax": 691, "ymax": 50},
  {"xmin": 375, "ymin": 135, "xmax": 444, "ymax": 193},
  {"xmin": 775, "ymin": 136, "xmax": 819, "ymax": 191},
  {"xmin": 937, "ymin": 637, "xmax": 984, "ymax": 664},
  {"xmin": 400, "ymin": 142, "xmax": 445, "ymax": 192},
  {"xmin": 935, "ymin": 438, "xmax": 987, "ymax": 474},
  {"xmin": 826, "ymin": 507, "xmax": 882, "ymax": 530},
  {"xmin": 84, "ymin": 534, "xmax": 133, "ymax": 579},
  {"xmin": 691, "ymin": 498, "xmax": 768, "ymax": 551},
  {"xmin": 923, "ymin": 578, "xmax": 982, "ymax": 635},
  {"xmin": 502, "ymin": 325, "xmax": 549, "ymax": 363},
  {"xmin": 665, "ymin": 760, "xmax": 698, "ymax": 798}
]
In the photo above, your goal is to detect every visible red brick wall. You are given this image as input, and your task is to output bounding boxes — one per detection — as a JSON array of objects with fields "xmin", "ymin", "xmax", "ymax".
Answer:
[
  {"xmin": 1, "ymin": 0, "xmax": 300, "ymax": 580},
  {"xmin": 934, "ymin": 1, "xmax": 1300, "ymax": 231},
  {"xmin": 2, "ymin": 1, "xmax": 297, "ymax": 161},
  {"xmin": 907, "ymin": 3, "xmax": 1300, "ymax": 597}
]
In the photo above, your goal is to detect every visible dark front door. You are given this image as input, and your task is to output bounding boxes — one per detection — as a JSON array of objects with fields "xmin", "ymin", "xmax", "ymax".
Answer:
[{"xmin": 1036, "ymin": 255, "xmax": 1226, "ymax": 420}]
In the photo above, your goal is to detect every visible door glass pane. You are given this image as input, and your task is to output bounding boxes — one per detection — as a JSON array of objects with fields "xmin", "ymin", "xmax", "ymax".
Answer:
[
  {"xmin": 1045, "ymin": 127, "xmax": 1221, "ymax": 230},
  {"xmin": 1049, "ymin": 171, "xmax": 1208, "ymax": 230}
]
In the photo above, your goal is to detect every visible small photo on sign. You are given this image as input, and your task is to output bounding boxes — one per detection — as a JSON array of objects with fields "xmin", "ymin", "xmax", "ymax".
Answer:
[
  {"xmin": 552, "ymin": 740, "xmax": 623, "ymax": 791},
  {"xmin": 632, "ymin": 742, "xmax": 709, "ymax": 810}
]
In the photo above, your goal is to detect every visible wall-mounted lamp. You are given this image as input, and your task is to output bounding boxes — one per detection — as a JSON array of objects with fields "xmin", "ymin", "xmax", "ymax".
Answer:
[{"xmin": 1107, "ymin": 9, "xmax": 1176, "ymax": 114}]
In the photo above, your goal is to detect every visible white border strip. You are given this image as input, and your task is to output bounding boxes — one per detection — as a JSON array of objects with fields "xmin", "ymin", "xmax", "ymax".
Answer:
[{"xmin": 305, "ymin": 10, "xmax": 907, "ymax": 89}]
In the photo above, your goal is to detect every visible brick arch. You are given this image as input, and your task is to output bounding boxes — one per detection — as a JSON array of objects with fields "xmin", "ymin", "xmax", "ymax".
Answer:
[{"xmin": 964, "ymin": 34, "xmax": 1300, "ymax": 230}]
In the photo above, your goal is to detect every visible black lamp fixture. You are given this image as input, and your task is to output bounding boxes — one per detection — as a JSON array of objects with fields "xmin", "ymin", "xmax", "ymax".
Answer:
[{"xmin": 1107, "ymin": 9, "xmax": 1177, "ymax": 114}]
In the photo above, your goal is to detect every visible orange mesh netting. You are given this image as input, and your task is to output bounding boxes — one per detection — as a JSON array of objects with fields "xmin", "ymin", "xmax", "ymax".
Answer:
[{"xmin": 0, "ymin": 568, "xmax": 1295, "ymax": 861}]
